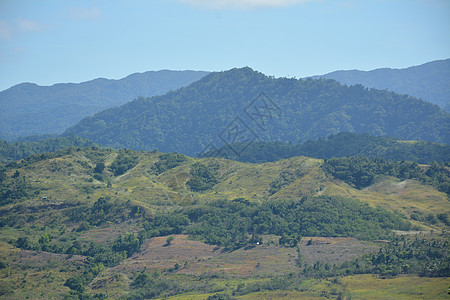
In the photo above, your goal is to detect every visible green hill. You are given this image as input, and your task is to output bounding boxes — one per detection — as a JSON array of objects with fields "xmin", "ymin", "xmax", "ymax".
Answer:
[
  {"xmin": 64, "ymin": 67, "xmax": 450, "ymax": 155},
  {"xmin": 313, "ymin": 58, "xmax": 450, "ymax": 111},
  {"xmin": 0, "ymin": 147, "xmax": 448, "ymax": 298},
  {"xmin": 0, "ymin": 70, "xmax": 209, "ymax": 140}
]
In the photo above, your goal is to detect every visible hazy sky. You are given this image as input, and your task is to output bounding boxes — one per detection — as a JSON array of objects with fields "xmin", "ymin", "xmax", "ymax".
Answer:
[{"xmin": 0, "ymin": 0, "xmax": 449, "ymax": 91}]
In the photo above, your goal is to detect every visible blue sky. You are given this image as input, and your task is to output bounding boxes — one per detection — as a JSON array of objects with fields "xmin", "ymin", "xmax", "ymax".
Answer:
[{"xmin": 0, "ymin": 0, "xmax": 449, "ymax": 91}]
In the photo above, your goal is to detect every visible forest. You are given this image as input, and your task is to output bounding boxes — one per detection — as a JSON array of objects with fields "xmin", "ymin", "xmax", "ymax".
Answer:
[
  {"xmin": 64, "ymin": 67, "xmax": 450, "ymax": 154},
  {"xmin": 0, "ymin": 135, "xmax": 96, "ymax": 163},
  {"xmin": 200, "ymin": 132, "xmax": 450, "ymax": 164}
]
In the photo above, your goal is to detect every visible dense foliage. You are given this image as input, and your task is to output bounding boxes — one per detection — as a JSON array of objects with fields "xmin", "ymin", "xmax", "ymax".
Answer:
[
  {"xmin": 201, "ymin": 132, "xmax": 450, "ymax": 164},
  {"xmin": 182, "ymin": 197, "xmax": 411, "ymax": 249},
  {"xmin": 109, "ymin": 149, "xmax": 139, "ymax": 176},
  {"xmin": 151, "ymin": 152, "xmax": 187, "ymax": 175},
  {"xmin": 0, "ymin": 134, "xmax": 96, "ymax": 163},
  {"xmin": 315, "ymin": 58, "xmax": 450, "ymax": 111},
  {"xmin": 186, "ymin": 162, "xmax": 218, "ymax": 191},
  {"xmin": 323, "ymin": 156, "xmax": 450, "ymax": 194},
  {"xmin": 0, "ymin": 70, "xmax": 209, "ymax": 139},
  {"xmin": 64, "ymin": 67, "xmax": 450, "ymax": 154}
]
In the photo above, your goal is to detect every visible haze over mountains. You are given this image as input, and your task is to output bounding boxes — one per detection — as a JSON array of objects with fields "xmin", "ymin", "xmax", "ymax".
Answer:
[
  {"xmin": 1, "ymin": 59, "xmax": 448, "ymax": 145},
  {"xmin": 0, "ymin": 70, "xmax": 209, "ymax": 140},
  {"xmin": 64, "ymin": 67, "xmax": 449, "ymax": 155},
  {"xmin": 313, "ymin": 59, "xmax": 450, "ymax": 111}
]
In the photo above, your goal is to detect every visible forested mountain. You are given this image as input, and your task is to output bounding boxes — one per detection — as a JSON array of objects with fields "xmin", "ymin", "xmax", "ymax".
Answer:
[
  {"xmin": 0, "ymin": 70, "xmax": 209, "ymax": 140},
  {"xmin": 201, "ymin": 132, "xmax": 450, "ymax": 164},
  {"xmin": 65, "ymin": 67, "xmax": 450, "ymax": 155},
  {"xmin": 313, "ymin": 59, "xmax": 450, "ymax": 111},
  {"xmin": 0, "ymin": 147, "xmax": 448, "ymax": 298}
]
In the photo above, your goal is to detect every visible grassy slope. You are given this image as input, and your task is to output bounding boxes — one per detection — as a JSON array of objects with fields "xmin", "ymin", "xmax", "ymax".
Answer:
[
  {"xmin": 233, "ymin": 275, "xmax": 450, "ymax": 300},
  {"xmin": 0, "ymin": 148, "xmax": 448, "ymax": 298},
  {"xmin": 7, "ymin": 150, "xmax": 447, "ymax": 222}
]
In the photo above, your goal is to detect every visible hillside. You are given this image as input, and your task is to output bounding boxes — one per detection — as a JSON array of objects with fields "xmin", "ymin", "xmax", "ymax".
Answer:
[
  {"xmin": 0, "ymin": 70, "xmax": 209, "ymax": 140},
  {"xmin": 313, "ymin": 59, "xmax": 450, "ymax": 111},
  {"xmin": 201, "ymin": 132, "xmax": 450, "ymax": 164},
  {"xmin": 0, "ymin": 147, "xmax": 448, "ymax": 298},
  {"xmin": 0, "ymin": 135, "xmax": 97, "ymax": 163},
  {"xmin": 64, "ymin": 67, "xmax": 450, "ymax": 154}
]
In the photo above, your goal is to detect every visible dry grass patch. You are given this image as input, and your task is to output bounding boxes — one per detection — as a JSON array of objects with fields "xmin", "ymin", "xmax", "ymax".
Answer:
[
  {"xmin": 341, "ymin": 274, "xmax": 450, "ymax": 299},
  {"xmin": 184, "ymin": 242, "xmax": 298, "ymax": 277},
  {"xmin": 299, "ymin": 237, "xmax": 379, "ymax": 266},
  {"xmin": 112, "ymin": 235, "xmax": 222, "ymax": 273}
]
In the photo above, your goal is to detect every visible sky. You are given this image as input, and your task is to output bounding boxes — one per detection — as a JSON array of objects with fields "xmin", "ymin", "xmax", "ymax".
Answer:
[{"xmin": 0, "ymin": 0, "xmax": 449, "ymax": 91}]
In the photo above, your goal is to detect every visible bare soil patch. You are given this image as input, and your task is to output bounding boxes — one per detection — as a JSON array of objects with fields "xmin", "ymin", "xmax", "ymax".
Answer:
[
  {"xmin": 183, "ymin": 244, "xmax": 299, "ymax": 277},
  {"xmin": 112, "ymin": 234, "xmax": 223, "ymax": 273},
  {"xmin": 78, "ymin": 221, "xmax": 140, "ymax": 243},
  {"xmin": 112, "ymin": 235, "xmax": 379, "ymax": 277},
  {"xmin": 13, "ymin": 250, "xmax": 86, "ymax": 269},
  {"xmin": 299, "ymin": 237, "xmax": 379, "ymax": 266}
]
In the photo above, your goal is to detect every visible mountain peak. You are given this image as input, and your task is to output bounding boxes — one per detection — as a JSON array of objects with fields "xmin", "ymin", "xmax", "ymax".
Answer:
[
  {"xmin": 65, "ymin": 67, "xmax": 449, "ymax": 154},
  {"xmin": 0, "ymin": 70, "xmax": 209, "ymax": 140}
]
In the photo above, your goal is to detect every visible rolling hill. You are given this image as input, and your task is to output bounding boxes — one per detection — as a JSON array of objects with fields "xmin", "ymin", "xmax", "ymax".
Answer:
[
  {"xmin": 0, "ymin": 70, "xmax": 209, "ymax": 140},
  {"xmin": 313, "ymin": 58, "xmax": 450, "ymax": 111},
  {"xmin": 64, "ymin": 67, "xmax": 450, "ymax": 155},
  {"xmin": 0, "ymin": 147, "xmax": 448, "ymax": 298}
]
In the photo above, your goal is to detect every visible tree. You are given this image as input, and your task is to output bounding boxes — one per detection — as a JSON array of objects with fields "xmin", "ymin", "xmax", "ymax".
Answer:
[
  {"xmin": 94, "ymin": 162, "xmax": 105, "ymax": 173},
  {"xmin": 166, "ymin": 236, "xmax": 175, "ymax": 246},
  {"xmin": 64, "ymin": 276, "xmax": 85, "ymax": 293}
]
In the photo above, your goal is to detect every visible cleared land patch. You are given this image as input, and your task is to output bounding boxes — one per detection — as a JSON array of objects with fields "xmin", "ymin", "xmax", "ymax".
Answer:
[
  {"xmin": 299, "ymin": 237, "xmax": 379, "ymax": 266},
  {"xmin": 112, "ymin": 235, "xmax": 223, "ymax": 273}
]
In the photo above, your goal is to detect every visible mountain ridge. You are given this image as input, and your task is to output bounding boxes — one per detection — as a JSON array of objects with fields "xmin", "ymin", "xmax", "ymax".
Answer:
[
  {"xmin": 64, "ymin": 67, "xmax": 450, "ymax": 154},
  {"xmin": 0, "ymin": 70, "xmax": 210, "ymax": 140},
  {"xmin": 312, "ymin": 58, "xmax": 450, "ymax": 111}
]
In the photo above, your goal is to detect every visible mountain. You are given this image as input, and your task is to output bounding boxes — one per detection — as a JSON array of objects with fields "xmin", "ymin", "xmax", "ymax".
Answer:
[
  {"xmin": 64, "ymin": 67, "xmax": 450, "ymax": 155},
  {"xmin": 313, "ymin": 59, "xmax": 450, "ymax": 111},
  {"xmin": 0, "ymin": 70, "xmax": 209, "ymax": 140},
  {"xmin": 0, "ymin": 147, "xmax": 448, "ymax": 298}
]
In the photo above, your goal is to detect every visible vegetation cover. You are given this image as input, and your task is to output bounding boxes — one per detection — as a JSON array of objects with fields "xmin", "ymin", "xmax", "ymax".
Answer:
[
  {"xmin": 64, "ymin": 67, "xmax": 450, "ymax": 154},
  {"xmin": 0, "ymin": 147, "xmax": 448, "ymax": 299},
  {"xmin": 314, "ymin": 58, "xmax": 450, "ymax": 111},
  {"xmin": 0, "ymin": 134, "xmax": 96, "ymax": 163},
  {"xmin": 0, "ymin": 70, "xmax": 209, "ymax": 139},
  {"xmin": 323, "ymin": 156, "xmax": 450, "ymax": 194},
  {"xmin": 200, "ymin": 132, "xmax": 450, "ymax": 164}
]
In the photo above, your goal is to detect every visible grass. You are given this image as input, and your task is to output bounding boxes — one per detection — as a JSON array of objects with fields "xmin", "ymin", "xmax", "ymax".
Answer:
[
  {"xmin": 233, "ymin": 275, "xmax": 450, "ymax": 299},
  {"xmin": 341, "ymin": 274, "xmax": 450, "ymax": 299},
  {"xmin": 0, "ymin": 241, "xmax": 85, "ymax": 299},
  {"xmin": 1, "ymin": 148, "xmax": 449, "ymax": 298},
  {"xmin": 7, "ymin": 148, "xmax": 449, "ymax": 231}
]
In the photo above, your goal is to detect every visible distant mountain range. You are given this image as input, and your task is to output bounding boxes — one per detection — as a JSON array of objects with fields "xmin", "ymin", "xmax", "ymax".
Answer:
[
  {"xmin": 2, "ymin": 59, "xmax": 449, "ymax": 145},
  {"xmin": 312, "ymin": 59, "xmax": 450, "ymax": 111},
  {"xmin": 0, "ymin": 70, "xmax": 209, "ymax": 140},
  {"xmin": 64, "ymin": 67, "xmax": 450, "ymax": 155}
]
